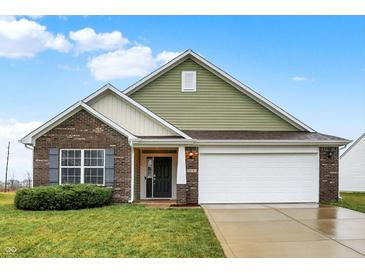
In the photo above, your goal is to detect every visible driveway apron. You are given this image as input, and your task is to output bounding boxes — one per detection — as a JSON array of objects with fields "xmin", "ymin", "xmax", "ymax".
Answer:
[{"xmin": 203, "ymin": 204, "xmax": 365, "ymax": 258}]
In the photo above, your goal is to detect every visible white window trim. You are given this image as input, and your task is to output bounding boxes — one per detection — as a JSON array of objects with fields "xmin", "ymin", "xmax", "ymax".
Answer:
[
  {"xmin": 59, "ymin": 149, "xmax": 105, "ymax": 186},
  {"xmin": 181, "ymin": 71, "xmax": 197, "ymax": 92}
]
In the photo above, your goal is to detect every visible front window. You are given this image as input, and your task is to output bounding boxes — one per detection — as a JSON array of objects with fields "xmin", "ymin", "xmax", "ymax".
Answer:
[
  {"xmin": 60, "ymin": 149, "xmax": 105, "ymax": 185},
  {"xmin": 60, "ymin": 150, "xmax": 81, "ymax": 184},
  {"xmin": 84, "ymin": 150, "xmax": 104, "ymax": 184}
]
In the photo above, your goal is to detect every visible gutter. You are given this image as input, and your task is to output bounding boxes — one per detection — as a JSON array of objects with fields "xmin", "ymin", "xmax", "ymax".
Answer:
[
  {"xmin": 24, "ymin": 143, "xmax": 34, "ymax": 150},
  {"xmin": 132, "ymin": 138, "xmax": 351, "ymax": 147}
]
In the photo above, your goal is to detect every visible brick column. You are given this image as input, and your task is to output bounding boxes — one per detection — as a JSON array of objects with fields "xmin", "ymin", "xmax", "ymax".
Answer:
[
  {"xmin": 186, "ymin": 147, "xmax": 199, "ymax": 205},
  {"xmin": 319, "ymin": 147, "xmax": 339, "ymax": 202},
  {"xmin": 176, "ymin": 184, "xmax": 187, "ymax": 204}
]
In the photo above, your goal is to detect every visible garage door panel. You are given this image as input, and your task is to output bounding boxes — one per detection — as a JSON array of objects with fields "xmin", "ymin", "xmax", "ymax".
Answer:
[{"xmin": 199, "ymin": 152, "xmax": 319, "ymax": 203}]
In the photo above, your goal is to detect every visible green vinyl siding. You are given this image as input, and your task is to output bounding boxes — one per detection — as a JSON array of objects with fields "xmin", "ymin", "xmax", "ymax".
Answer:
[{"xmin": 130, "ymin": 58, "xmax": 298, "ymax": 131}]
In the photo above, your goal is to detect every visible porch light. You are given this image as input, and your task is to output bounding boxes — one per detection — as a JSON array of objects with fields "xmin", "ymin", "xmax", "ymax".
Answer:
[
  {"xmin": 188, "ymin": 151, "xmax": 194, "ymax": 159},
  {"xmin": 327, "ymin": 151, "xmax": 334, "ymax": 159}
]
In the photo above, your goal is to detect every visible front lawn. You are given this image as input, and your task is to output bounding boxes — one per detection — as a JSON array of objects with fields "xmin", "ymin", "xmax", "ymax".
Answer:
[
  {"xmin": 0, "ymin": 192, "xmax": 224, "ymax": 258},
  {"xmin": 327, "ymin": 192, "xmax": 365, "ymax": 213}
]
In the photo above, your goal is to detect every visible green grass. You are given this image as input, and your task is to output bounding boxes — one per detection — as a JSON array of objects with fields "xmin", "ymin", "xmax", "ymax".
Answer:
[
  {"xmin": 0, "ymin": 192, "xmax": 224, "ymax": 258},
  {"xmin": 326, "ymin": 192, "xmax": 365, "ymax": 213}
]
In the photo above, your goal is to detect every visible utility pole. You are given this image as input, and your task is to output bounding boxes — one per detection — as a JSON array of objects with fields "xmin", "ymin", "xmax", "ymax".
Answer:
[{"xmin": 4, "ymin": 142, "xmax": 10, "ymax": 192}]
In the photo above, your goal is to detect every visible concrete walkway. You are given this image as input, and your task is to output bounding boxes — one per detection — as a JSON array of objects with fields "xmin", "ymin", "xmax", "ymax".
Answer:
[{"xmin": 202, "ymin": 204, "xmax": 365, "ymax": 258}]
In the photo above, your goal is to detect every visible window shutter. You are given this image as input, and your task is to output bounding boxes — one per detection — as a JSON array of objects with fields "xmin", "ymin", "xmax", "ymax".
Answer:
[
  {"xmin": 49, "ymin": 148, "xmax": 59, "ymax": 185},
  {"xmin": 105, "ymin": 148, "xmax": 115, "ymax": 187}
]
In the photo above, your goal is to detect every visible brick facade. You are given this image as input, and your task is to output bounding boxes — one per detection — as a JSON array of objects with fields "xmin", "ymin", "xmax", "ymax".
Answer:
[
  {"xmin": 319, "ymin": 147, "xmax": 339, "ymax": 202},
  {"xmin": 33, "ymin": 109, "xmax": 131, "ymax": 202},
  {"xmin": 32, "ymin": 110, "xmax": 340, "ymax": 205}
]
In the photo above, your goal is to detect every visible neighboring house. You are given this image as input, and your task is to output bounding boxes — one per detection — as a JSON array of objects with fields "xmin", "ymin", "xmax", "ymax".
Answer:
[
  {"xmin": 340, "ymin": 133, "xmax": 365, "ymax": 192},
  {"xmin": 20, "ymin": 50, "xmax": 350, "ymax": 204}
]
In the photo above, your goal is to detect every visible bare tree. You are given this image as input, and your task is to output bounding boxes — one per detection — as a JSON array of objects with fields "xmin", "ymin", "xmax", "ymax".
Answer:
[
  {"xmin": 4, "ymin": 142, "xmax": 10, "ymax": 192},
  {"xmin": 25, "ymin": 171, "xmax": 32, "ymax": 188}
]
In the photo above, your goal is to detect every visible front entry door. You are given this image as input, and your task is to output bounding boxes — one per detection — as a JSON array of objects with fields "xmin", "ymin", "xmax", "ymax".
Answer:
[{"xmin": 153, "ymin": 157, "xmax": 172, "ymax": 198}]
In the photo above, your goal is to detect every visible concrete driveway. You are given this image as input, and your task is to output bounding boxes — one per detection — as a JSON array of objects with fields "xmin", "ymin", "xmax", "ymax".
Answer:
[{"xmin": 202, "ymin": 204, "xmax": 365, "ymax": 258}]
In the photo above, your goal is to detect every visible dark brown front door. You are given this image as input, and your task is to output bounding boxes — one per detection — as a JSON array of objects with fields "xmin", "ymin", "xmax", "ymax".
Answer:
[{"xmin": 153, "ymin": 157, "xmax": 172, "ymax": 198}]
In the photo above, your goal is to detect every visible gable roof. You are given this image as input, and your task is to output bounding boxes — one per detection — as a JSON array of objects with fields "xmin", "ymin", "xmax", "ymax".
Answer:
[
  {"xmin": 123, "ymin": 49, "xmax": 314, "ymax": 132},
  {"xmin": 83, "ymin": 84, "xmax": 191, "ymax": 139},
  {"xmin": 340, "ymin": 132, "xmax": 365, "ymax": 159},
  {"xmin": 20, "ymin": 101, "xmax": 137, "ymax": 145}
]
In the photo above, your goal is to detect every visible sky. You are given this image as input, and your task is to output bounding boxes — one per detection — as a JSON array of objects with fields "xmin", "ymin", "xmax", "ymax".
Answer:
[{"xmin": 0, "ymin": 15, "xmax": 364, "ymax": 181}]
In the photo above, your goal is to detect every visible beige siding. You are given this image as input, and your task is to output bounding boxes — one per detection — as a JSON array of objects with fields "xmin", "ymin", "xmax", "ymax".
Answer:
[
  {"xmin": 90, "ymin": 92, "xmax": 176, "ymax": 136},
  {"xmin": 131, "ymin": 59, "xmax": 298, "ymax": 131}
]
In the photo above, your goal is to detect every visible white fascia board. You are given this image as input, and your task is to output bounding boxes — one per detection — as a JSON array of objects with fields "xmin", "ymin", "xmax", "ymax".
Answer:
[
  {"xmin": 83, "ymin": 83, "xmax": 111, "ymax": 103},
  {"xmin": 20, "ymin": 101, "xmax": 82, "ymax": 145},
  {"xmin": 340, "ymin": 132, "xmax": 364, "ymax": 159},
  {"xmin": 132, "ymin": 138, "xmax": 350, "ymax": 147},
  {"xmin": 123, "ymin": 50, "xmax": 192, "ymax": 96},
  {"xmin": 187, "ymin": 51, "xmax": 315, "ymax": 132},
  {"xmin": 196, "ymin": 139, "xmax": 350, "ymax": 146},
  {"xmin": 20, "ymin": 101, "xmax": 137, "ymax": 146},
  {"xmin": 132, "ymin": 139, "xmax": 196, "ymax": 147},
  {"xmin": 84, "ymin": 83, "xmax": 192, "ymax": 140},
  {"xmin": 123, "ymin": 49, "xmax": 314, "ymax": 133}
]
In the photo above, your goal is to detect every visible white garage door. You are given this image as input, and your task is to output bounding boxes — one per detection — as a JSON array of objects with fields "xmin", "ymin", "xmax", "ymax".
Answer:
[{"xmin": 199, "ymin": 147, "xmax": 319, "ymax": 203}]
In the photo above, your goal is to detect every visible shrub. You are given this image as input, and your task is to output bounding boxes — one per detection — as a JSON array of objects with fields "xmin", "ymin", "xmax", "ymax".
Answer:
[{"xmin": 15, "ymin": 184, "xmax": 112, "ymax": 210}]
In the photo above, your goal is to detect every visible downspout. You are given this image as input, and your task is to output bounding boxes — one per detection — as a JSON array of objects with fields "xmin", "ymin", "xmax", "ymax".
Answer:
[
  {"xmin": 23, "ymin": 143, "xmax": 34, "ymax": 188},
  {"xmin": 338, "ymin": 144, "xmax": 348, "ymax": 201},
  {"xmin": 129, "ymin": 140, "xmax": 135, "ymax": 203}
]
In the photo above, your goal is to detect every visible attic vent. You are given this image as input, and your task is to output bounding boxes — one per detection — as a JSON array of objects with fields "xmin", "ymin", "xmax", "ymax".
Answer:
[{"xmin": 181, "ymin": 71, "xmax": 196, "ymax": 92}]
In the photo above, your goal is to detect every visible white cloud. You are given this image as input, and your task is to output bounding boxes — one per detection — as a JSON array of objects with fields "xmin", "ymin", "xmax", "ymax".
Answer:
[
  {"xmin": 88, "ymin": 46, "xmax": 155, "ymax": 80},
  {"xmin": 156, "ymin": 51, "xmax": 181, "ymax": 64},
  {"xmin": 291, "ymin": 76, "xmax": 309, "ymax": 81},
  {"xmin": 0, "ymin": 119, "xmax": 43, "ymax": 181},
  {"xmin": 45, "ymin": 34, "xmax": 71, "ymax": 52},
  {"xmin": 88, "ymin": 46, "xmax": 181, "ymax": 80},
  {"xmin": 0, "ymin": 17, "xmax": 71, "ymax": 58},
  {"xmin": 69, "ymin": 27, "xmax": 129, "ymax": 53}
]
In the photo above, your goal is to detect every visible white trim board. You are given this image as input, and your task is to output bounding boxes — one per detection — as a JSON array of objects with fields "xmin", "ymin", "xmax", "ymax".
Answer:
[
  {"xmin": 20, "ymin": 101, "xmax": 137, "ymax": 145},
  {"xmin": 123, "ymin": 49, "xmax": 315, "ymax": 132},
  {"xmin": 340, "ymin": 132, "xmax": 365, "ymax": 159},
  {"xmin": 131, "ymin": 138, "xmax": 350, "ymax": 147},
  {"xmin": 84, "ymin": 84, "xmax": 191, "ymax": 139}
]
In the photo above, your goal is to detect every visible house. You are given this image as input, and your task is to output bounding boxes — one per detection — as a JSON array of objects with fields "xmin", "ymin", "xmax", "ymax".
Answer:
[
  {"xmin": 340, "ymin": 133, "xmax": 365, "ymax": 192},
  {"xmin": 20, "ymin": 50, "xmax": 350, "ymax": 204}
]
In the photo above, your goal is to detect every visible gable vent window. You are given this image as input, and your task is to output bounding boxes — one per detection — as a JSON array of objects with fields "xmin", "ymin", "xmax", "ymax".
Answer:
[{"xmin": 181, "ymin": 71, "xmax": 196, "ymax": 92}]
